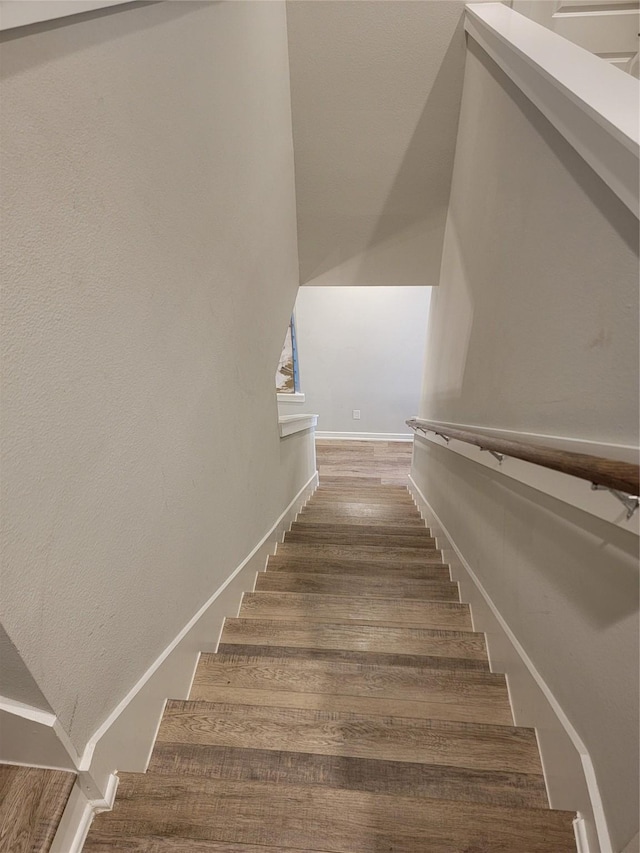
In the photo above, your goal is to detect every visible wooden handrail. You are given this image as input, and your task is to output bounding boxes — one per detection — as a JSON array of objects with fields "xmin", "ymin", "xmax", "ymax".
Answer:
[{"xmin": 406, "ymin": 418, "xmax": 639, "ymax": 496}]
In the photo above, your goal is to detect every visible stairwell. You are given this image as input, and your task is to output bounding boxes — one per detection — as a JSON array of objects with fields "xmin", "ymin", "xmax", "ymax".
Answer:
[{"xmin": 83, "ymin": 443, "xmax": 577, "ymax": 852}]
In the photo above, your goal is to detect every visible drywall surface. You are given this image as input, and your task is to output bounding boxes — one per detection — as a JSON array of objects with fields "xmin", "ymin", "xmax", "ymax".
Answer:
[
  {"xmin": 421, "ymin": 39, "xmax": 639, "ymax": 444},
  {"xmin": 287, "ymin": 0, "xmax": 471, "ymax": 286},
  {"xmin": 415, "ymin": 39, "xmax": 639, "ymax": 850},
  {"xmin": 0, "ymin": 1, "xmax": 302, "ymax": 754},
  {"xmin": 0, "ymin": 624, "xmax": 52, "ymax": 711},
  {"xmin": 292, "ymin": 287, "xmax": 430, "ymax": 435},
  {"xmin": 412, "ymin": 439, "xmax": 639, "ymax": 852}
]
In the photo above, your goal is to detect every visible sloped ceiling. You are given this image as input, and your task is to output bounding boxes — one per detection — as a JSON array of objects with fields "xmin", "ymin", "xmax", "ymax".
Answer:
[{"xmin": 287, "ymin": 0, "xmax": 472, "ymax": 286}]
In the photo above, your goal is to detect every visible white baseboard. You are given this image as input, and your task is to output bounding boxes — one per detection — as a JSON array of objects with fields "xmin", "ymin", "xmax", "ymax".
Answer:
[
  {"xmin": 49, "ymin": 774, "xmax": 118, "ymax": 853},
  {"xmin": 46, "ymin": 470, "xmax": 318, "ymax": 852},
  {"xmin": 315, "ymin": 431, "xmax": 413, "ymax": 442},
  {"xmin": 408, "ymin": 473, "xmax": 610, "ymax": 853}
]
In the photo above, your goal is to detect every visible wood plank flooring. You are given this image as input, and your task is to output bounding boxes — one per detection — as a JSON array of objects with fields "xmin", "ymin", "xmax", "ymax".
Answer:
[
  {"xmin": 85, "ymin": 440, "xmax": 576, "ymax": 852},
  {"xmin": 0, "ymin": 764, "xmax": 75, "ymax": 853}
]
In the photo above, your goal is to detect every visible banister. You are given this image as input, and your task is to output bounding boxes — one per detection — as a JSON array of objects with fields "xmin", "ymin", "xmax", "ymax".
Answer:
[{"xmin": 406, "ymin": 418, "xmax": 640, "ymax": 500}]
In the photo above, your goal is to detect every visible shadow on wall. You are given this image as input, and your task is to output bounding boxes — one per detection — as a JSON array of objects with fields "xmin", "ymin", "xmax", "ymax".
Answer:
[
  {"xmin": 0, "ymin": 1, "xmax": 203, "ymax": 71},
  {"xmin": 421, "ymin": 40, "xmax": 639, "ymax": 442},
  {"xmin": 292, "ymin": 3, "xmax": 469, "ymax": 286},
  {"xmin": 351, "ymin": 16, "xmax": 468, "ymax": 286}
]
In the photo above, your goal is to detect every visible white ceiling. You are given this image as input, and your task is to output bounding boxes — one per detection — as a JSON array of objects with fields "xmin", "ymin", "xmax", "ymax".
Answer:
[{"xmin": 287, "ymin": 0, "xmax": 473, "ymax": 286}]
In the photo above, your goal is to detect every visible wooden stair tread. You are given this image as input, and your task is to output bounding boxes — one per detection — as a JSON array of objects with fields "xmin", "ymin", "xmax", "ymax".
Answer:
[
  {"xmin": 276, "ymin": 542, "xmax": 444, "ymax": 563},
  {"xmin": 147, "ymin": 742, "xmax": 549, "ymax": 809},
  {"xmin": 84, "ymin": 449, "xmax": 576, "ymax": 853},
  {"xmin": 217, "ymin": 643, "xmax": 489, "ymax": 671},
  {"xmin": 284, "ymin": 530, "xmax": 438, "ymax": 548},
  {"xmin": 266, "ymin": 554, "xmax": 451, "ymax": 578},
  {"xmin": 300, "ymin": 502, "xmax": 421, "ymax": 518},
  {"xmin": 221, "ymin": 618, "xmax": 488, "ymax": 660},
  {"xmin": 239, "ymin": 591, "xmax": 472, "ymax": 630},
  {"xmin": 156, "ymin": 700, "xmax": 541, "ymax": 774},
  {"xmin": 309, "ymin": 495, "xmax": 416, "ymax": 506},
  {"xmin": 292, "ymin": 521, "xmax": 429, "ymax": 534},
  {"xmin": 191, "ymin": 654, "xmax": 512, "ymax": 722},
  {"xmin": 86, "ymin": 776, "xmax": 576, "ymax": 853},
  {"xmin": 314, "ymin": 484, "xmax": 410, "ymax": 494},
  {"xmin": 85, "ymin": 836, "xmax": 325, "ymax": 852},
  {"xmin": 255, "ymin": 571, "xmax": 460, "ymax": 601},
  {"xmin": 297, "ymin": 514, "xmax": 425, "ymax": 527},
  {"xmin": 0, "ymin": 764, "xmax": 75, "ymax": 853},
  {"xmin": 187, "ymin": 683, "xmax": 514, "ymax": 726}
]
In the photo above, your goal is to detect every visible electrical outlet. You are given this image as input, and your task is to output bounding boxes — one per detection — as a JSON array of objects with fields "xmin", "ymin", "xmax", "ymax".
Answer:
[{"xmin": 352, "ymin": 409, "xmax": 361, "ymax": 420}]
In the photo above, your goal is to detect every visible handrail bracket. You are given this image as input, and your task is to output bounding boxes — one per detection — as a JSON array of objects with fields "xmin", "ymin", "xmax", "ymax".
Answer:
[
  {"xmin": 591, "ymin": 484, "xmax": 639, "ymax": 519},
  {"xmin": 480, "ymin": 447, "xmax": 504, "ymax": 464}
]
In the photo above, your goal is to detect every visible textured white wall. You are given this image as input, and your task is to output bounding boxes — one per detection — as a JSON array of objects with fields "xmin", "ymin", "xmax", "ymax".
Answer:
[
  {"xmin": 289, "ymin": 287, "xmax": 430, "ymax": 435},
  {"xmin": 0, "ymin": 1, "xmax": 305, "ymax": 754},
  {"xmin": 414, "ymin": 39, "xmax": 639, "ymax": 851},
  {"xmin": 287, "ymin": 0, "xmax": 472, "ymax": 286}
]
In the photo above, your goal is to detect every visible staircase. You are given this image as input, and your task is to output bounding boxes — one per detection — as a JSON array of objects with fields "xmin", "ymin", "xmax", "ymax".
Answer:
[{"xmin": 84, "ymin": 473, "xmax": 577, "ymax": 852}]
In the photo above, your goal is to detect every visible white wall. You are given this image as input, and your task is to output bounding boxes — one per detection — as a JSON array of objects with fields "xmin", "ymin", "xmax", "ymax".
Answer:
[
  {"xmin": 0, "ymin": 625, "xmax": 52, "ymax": 711},
  {"xmin": 0, "ymin": 1, "xmax": 304, "ymax": 757},
  {"xmin": 283, "ymin": 287, "xmax": 430, "ymax": 436},
  {"xmin": 286, "ymin": 0, "xmax": 476, "ymax": 287},
  {"xmin": 414, "ymin": 38, "xmax": 639, "ymax": 852}
]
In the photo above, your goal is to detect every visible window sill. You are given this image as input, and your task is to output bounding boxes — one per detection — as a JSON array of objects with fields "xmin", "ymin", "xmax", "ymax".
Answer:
[
  {"xmin": 277, "ymin": 392, "xmax": 306, "ymax": 403},
  {"xmin": 279, "ymin": 414, "xmax": 318, "ymax": 438}
]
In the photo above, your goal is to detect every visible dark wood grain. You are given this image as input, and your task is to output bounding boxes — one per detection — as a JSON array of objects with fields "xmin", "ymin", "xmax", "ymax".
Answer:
[
  {"xmin": 86, "ymin": 776, "xmax": 577, "ymax": 853},
  {"xmin": 216, "ymin": 643, "xmax": 488, "ymax": 671},
  {"xmin": 408, "ymin": 419, "xmax": 640, "ymax": 494},
  {"xmin": 147, "ymin": 742, "xmax": 549, "ymax": 808},
  {"xmin": 284, "ymin": 530, "xmax": 438, "ymax": 548},
  {"xmin": 156, "ymin": 700, "xmax": 539, "ymax": 773},
  {"xmin": 265, "ymin": 554, "xmax": 451, "ymax": 578},
  {"xmin": 239, "ymin": 591, "xmax": 472, "ymax": 629},
  {"xmin": 221, "ymin": 618, "xmax": 488, "ymax": 660},
  {"xmin": 275, "ymin": 542, "xmax": 444, "ymax": 563},
  {"xmin": 192, "ymin": 653, "xmax": 511, "ymax": 720},
  {"xmin": 255, "ymin": 571, "xmax": 460, "ymax": 600},
  {"xmin": 0, "ymin": 765, "xmax": 75, "ymax": 853},
  {"xmin": 300, "ymin": 502, "xmax": 422, "ymax": 519},
  {"xmin": 298, "ymin": 508, "xmax": 431, "ymax": 524}
]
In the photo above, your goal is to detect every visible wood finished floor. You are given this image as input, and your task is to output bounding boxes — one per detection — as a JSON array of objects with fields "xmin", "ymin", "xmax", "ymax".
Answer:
[
  {"xmin": 85, "ymin": 440, "xmax": 576, "ymax": 852},
  {"xmin": 0, "ymin": 764, "xmax": 75, "ymax": 853}
]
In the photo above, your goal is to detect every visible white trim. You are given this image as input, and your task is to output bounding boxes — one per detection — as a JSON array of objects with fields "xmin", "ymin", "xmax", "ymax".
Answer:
[
  {"xmin": 315, "ymin": 431, "xmax": 413, "ymax": 442},
  {"xmin": 277, "ymin": 392, "xmax": 306, "ymax": 403},
  {"xmin": 408, "ymin": 472, "xmax": 611, "ymax": 853},
  {"xmin": 0, "ymin": 1, "xmax": 132, "ymax": 31},
  {"xmin": 49, "ymin": 468, "xmax": 318, "ymax": 848},
  {"xmin": 465, "ymin": 2, "xmax": 640, "ymax": 217},
  {"xmin": 0, "ymin": 696, "xmax": 56, "ymax": 725},
  {"xmin": 278, "ymin": 414, "xmax": 318, "ymax": 438},
  {"xmin": 410, "ymin": 427, "xmax": 639, "ymax": 533},
  {"xmin": 49, "ymin": 774, "xmax": 118, "ymax": 853}
]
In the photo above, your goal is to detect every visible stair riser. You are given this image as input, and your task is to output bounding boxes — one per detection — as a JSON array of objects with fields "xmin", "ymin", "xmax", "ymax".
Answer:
[
  {"xmin": 266, "ymin": 556, "xmax": 451, "ymax": 579},
  {"xmin": 86, "ymin": 777, "xmax": 576, "ymax": 853},
  {"xmin": 147, "ymin": 743, "xmax": 548, "ymax": 809},
  {"xmin": 292, "ymin": 522, "xmax": 429, "ymax": 535},
  {"xmin": 298, "ymin": 515, "xmax": 426, "ymax": 527},
  {"xmin": 255, "ymin": 572, "xmax": 460, "ymax": 601},
  {"xmin": 276, "ymin": 543, "xmax": 445, "ymax": 563},
  {"xmin": 240, "ymin": 592, "xmax": 472, "ymax": 631},
  {"xmin": 221, "ymin": 618, "xmax": 488, "ymax": 661},
  {"xmin": 156, "ymin": 701, "xmax": 542, "ymax": 775}
]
